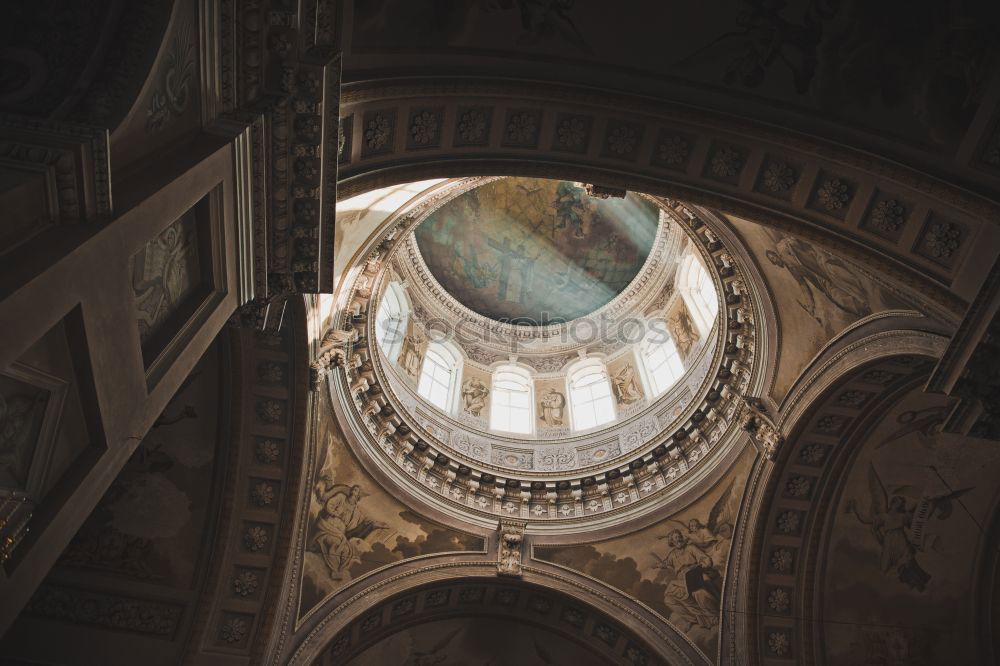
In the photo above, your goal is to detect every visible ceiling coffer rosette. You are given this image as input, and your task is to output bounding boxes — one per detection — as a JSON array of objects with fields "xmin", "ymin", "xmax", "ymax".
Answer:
[{"xmin": 329, "ymin": 178, "xmax": 766, "ymax": 530}]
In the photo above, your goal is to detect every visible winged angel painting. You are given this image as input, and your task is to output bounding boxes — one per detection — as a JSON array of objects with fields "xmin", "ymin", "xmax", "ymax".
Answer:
[
  {"xmin": 844, "ymin": 463, "xmax": 971, "ymax": 592},
  {"xmin": 299, "ymin": 412, "xmax": 485, "ymax": 619},
  {"xmin": 534, "ymin": 459, "xmax": 749, "ymax": 657},
  {"xmin": 652, "ymin": 480, "xmax": 736, "ymax": 632}
]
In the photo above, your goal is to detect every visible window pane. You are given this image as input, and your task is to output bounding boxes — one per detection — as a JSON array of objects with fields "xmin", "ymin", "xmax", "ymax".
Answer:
[
  {"xmin": 490, "ymin": 368, "xmax": 532, "ymax": 434},
  {"xmin": 417, "ymin": 345, "xmax": 454, "ymax": 411},
  {"xmin": 569, "ymin": 365, "xmax": 616, "ymax": 431}
]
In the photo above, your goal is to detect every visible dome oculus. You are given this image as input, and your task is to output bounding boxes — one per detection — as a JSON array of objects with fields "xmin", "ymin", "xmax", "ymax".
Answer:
[{"xmin": 413, "ymin": 177, "xmax": 659, "ymax": 325}]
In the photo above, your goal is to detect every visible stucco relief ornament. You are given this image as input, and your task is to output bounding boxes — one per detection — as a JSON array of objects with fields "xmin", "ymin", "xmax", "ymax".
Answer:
[
  {"xmin": 770, "ymin": 548, "xmax": 793, "ymax": 572},
  {"xmin": 257, "ymin": 399, "xmax": 284, "ymax": 424},
  {"xmin": 768, "ymin": 631, "xmax": 790, "ymax": 656},
  {"xmin": 625, "ymin": 645, "xmax": 648, "ymax": 665},
  {"xmin": 233, "ymin": 570, "xmax": 259, "ymax": 596},
  {"xmin": 799, "ymin": 444, "xmax": 825, "ymax": 464},
  {"xmin": 924, "ymin": 221, "xmax": 961, "ymax": 258},
  {"xmin": 870, "ymin": 199, "xmax": 906, "ymax": 232},
  {"xmin": 608, "ymin": 125, "xmax": 637, "ymax": 155},
  {"xmin": 777, "ymin": 511, "xmax": 800, "ymax": 533},
  {"xmin": 710, "ymin": 146, "xmax": 743, "ymax": 177},
  {"xmin": 506, "ymin": 112, "xmax": 537, "ymax": 144},
  {"xmin": 146, "ymin": 21, "xmax": 195, "ymax": 133},
  {"xmin": 767, "ymin": 588, "xmax": 790, "ymax": 612},
  {"xmin": 762, "ymin": 161, "xmax": 796, "ymax": 193},
  {"xmin": 558, "ymin": 117, "xmax": 586, "ymax": 148},
  {"xmin": 657, "ymin": 135, "xmax": 689, "ymax": 166},
  {"xmin": 458, "ymin": 109, "xmax": 487, "ymax": 143},
  {"xmin": 497, "ymin": 519, "xmax": 525, "ymax": 577},
  {"xmin": 786, "ymin": 476, "xmax": 811, "ymax": 497},
  {"xmin": 244, "ymin": 526, "xmax": 269, "ymax": 551},
  {"xmin": 311, "ymin": 327, "xmax": 360, "ymax": 391},
  {"xmin": 739, "ymin": 399, "xmax": 783, "ymax": 461},
  {"xmin": 364, "ymin": 113, "xmax": 390, "ymax": 149},
  {"xmin": 251, "ymin": 482, "xmax": 276, "ymax": 506},
  {"xmin": 258, "ymin": 361, "xmax": 284, "ymax": 383},
  {"xmin": 221, "ymin": 617, "xmax": 247, "ymax": 643},
  {"xmin": 816, "ymin": 178, "xmax": 850, "ymax": 211},
  {"xmin": 410, "ymin": 111, "xmax": 438, "ymax": 145},
  {"xmin": 256, "ymin": 439, "xmax": 281, "ymax": 464}
]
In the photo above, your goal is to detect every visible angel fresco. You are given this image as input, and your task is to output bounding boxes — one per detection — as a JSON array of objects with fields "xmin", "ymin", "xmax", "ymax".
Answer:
[
  {"xmin": 844, "ymin": 463, "xmax": 972, "ymax": 592},
  {"xmin": 652, "ymin": 480, "xmax": 735, "ymax": 631},
  {"xmin": 875, "ymin": 406, "xmax": 948, "ymax": 450},
  {"xmin": 677, "ymin": 0, "xmax": 838, "ymax": 93},
  {"xmin": 764, "ymin": 233, "xmax": 870, "ymax": 330},
  {"xmin": 311, "ymin": 471, "xmax": 389, "ymax": 580}
]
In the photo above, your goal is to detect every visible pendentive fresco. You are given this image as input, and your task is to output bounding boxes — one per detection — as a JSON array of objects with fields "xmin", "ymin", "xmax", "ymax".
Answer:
[{"xmin": 298, "ymin": 393, "xmax": 484, "ymax": 620}]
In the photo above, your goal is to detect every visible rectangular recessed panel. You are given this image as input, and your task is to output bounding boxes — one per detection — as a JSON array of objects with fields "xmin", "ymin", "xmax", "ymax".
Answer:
[{"xmin": 131, "ymin": 193, "xmax": 216, "ymax": 369}]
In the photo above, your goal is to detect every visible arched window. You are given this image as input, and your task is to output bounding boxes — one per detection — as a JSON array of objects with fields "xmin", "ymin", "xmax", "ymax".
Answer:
[
  {"xmin": 642, "ymin": 334, "xmax": 685, "ymax": 396},
  {"xmin": 568, "ymin": 361, "xmax": 616, "ymax": 431},
  {"xmin": 417, "ymin": 342, "xmax": 460, "ymax": 412},
  {"xmin": 679, "ymin": 255, "xmax": 718, "ymax": 336},
  {"xmin": 375, "ymin": 282, "xmax": 409, "ymax": 363},
  {"xmin": 490, "ymin": 366, "xmax": 533, "ymax": 434}
]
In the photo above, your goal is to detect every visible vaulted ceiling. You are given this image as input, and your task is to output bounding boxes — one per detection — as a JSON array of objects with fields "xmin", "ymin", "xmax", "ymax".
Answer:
[{"xmin": 1, "ymin": 2, "xmax": 999, "ymax": 665}]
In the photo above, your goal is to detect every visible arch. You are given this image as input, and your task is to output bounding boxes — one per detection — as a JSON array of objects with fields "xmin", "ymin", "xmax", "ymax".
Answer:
[
  {"xmin": 416, "ymin": 340, "xmax": 463, "ymax": 413},
  {"xmin": 374, "ymin": 281, "xmax": 410, "ymax": 364},
  {"xmin": 281, "ymin": 561, "xmax": 707, "ymax": 666},
  {"xmin": 489, "ymin": 364, "xmax": 534, "ymax": 435},
  {"xmin": 721, "ymin": 329, "xmax": 953, "ymax": 664},
  {"xmin": 566, "ymin": 358, "xmax": 616, "ymax": 431},
  {"xmin": 336, "ymin": 81, "xmax": 1000, "ymax": 320}
]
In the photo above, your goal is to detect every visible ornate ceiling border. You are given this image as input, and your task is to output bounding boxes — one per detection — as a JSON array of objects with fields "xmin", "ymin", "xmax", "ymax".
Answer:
[
  {"xmin": 720, "ymin": 329, "xmax": 950, "ymax": 665},
  {"xmin": 335, "ymin": 78, "xmax": 1000, "ymax": 319},
  {"xmin": 281, "ymin": 561, "xmax": 706, "ymax": 666}
]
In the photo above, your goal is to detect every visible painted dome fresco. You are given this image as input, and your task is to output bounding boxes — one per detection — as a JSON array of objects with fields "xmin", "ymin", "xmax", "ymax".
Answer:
[{"xmin": 413, "ymin": 177, "xmax": 659, "ymax": 324}]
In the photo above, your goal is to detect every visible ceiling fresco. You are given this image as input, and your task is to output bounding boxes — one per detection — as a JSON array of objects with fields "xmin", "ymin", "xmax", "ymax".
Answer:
[
  {"xmin": 413, "ymin": 177, "xmax": 659, "ymax": 324},
  {"xmin": 818, "ymin": 385, "xmax": 1000, "ymax": 664},
  {"xmin": 351, "ymin": 1, "xmax": 999, "ymax": 151},
  {"xmin": 535, "ymin": 445, "xmax": 755, "ymax": 659}
]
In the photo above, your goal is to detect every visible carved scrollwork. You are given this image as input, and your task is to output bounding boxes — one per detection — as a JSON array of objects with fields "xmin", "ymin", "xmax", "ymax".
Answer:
[
  {"xmin": 738, "ymin": 397, "xmax": 783, "ymax": 461},
  {"xmin": 310, "ymin": 327, "xmax": 361, "ymax": 391},
  {"xmin": 496, "ymin": 519, "xmax": 525, "ymax": 577}
]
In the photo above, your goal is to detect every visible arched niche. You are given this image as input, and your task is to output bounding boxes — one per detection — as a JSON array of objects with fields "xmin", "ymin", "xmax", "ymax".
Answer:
[{"xmin": 722, "ymin": 328, "xmax": 1000, "ymax": 664}]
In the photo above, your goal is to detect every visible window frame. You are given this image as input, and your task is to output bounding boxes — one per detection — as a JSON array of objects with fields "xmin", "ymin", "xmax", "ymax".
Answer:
[
  {"xmin": 489, "ymin": 365, "xmax": 534, "ymax": 435},
  {"xmin": 566, "ymin": 359, "xmax": 617, "ymax": 432},
  {"xmin": 416, "ymin": 341, "xmax": 462, "ymax": 413},
  {"xmin": 678, "ymin": 254, "xmax": 719, "ymax": 337},
  {"xmin": 375, "ymin": 281, "xmax": 410, "ymax": 364},
  {"xmin": 641, "ymin": 332, "xmax": 685, "ymax": 397}
]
